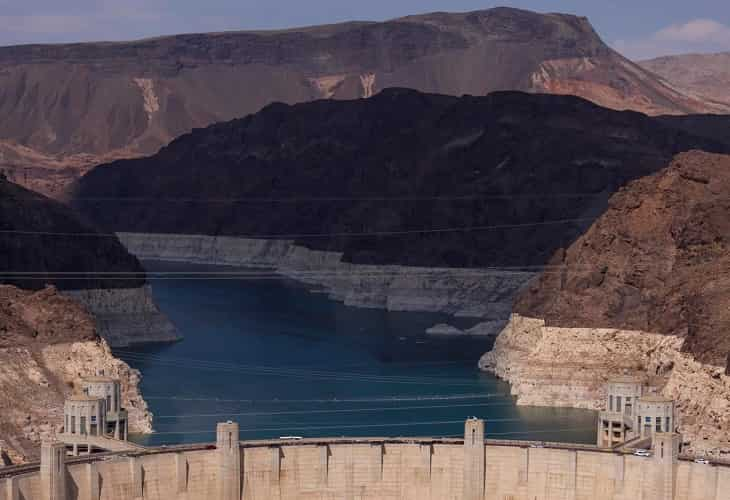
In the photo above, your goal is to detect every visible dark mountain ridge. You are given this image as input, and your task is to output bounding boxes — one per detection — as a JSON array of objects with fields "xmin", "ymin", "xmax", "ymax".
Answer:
[
  {"xmin": 1, "ymin": 7, "xmax": 726, "ymax": 196},
  {"xmin": 74, "ymin": 89, "xmax": 730, "ymax": 269},
  {"xmin": 0, "ymin": 8, "xmax": 613, "ymax": 67}
]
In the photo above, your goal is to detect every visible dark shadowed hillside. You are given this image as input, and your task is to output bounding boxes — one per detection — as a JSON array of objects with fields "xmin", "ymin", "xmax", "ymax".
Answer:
[
  {"xmin": 1, "ymin": 7, "xmax": 727, "ymax": 196},
  {"xmin": 74, "ymin": 89, "xmax": 730, "ymax": 269},
  {"xmin": 657, "ymin": 114, "xmax": 730, "ymax": 149},
  {"xmin": 0, "ymin": 176, "xmax": 144, "ymax": 290}
]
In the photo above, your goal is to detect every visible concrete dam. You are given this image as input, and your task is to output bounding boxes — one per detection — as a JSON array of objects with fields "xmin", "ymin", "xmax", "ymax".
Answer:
[{"xmin": 1, "ymin": 419, "xmax": 727, "ymax": 500}]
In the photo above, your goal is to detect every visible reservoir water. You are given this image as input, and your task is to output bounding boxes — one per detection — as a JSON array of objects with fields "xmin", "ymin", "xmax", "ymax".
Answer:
[{"xmin": 119, "ymin": 261, "xmax": 596, "ymax": 446}]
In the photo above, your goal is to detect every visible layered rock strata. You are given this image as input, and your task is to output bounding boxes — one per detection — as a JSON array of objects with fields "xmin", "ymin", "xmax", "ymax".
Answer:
[
  {"xmin": 0, "ymin": 285, "xmax": 152, "ymax": 463},
  {"xmin": 118, "ymin": 232, "xmax": 534, "ymax": 319},
  {"xmin": 480, "ymin": 314, "xmax": 730, "ymax": 456},
  {"xmin": 64, "ymin": 286, "xmax": 179, "ymax": 347}
]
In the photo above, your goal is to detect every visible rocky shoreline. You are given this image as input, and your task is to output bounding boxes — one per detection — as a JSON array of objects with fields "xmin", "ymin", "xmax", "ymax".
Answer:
[
  {"xmin": 0, "ymin": 340, "xmax": 152, "ymax": 463},
  {"xmin": 480, "ymin": 314, "xmax": 730, "ymax": 457},
  {"xmin": 117, "ymin": 233, "xmax": 535, "ymax": 325},
  {"xmin": 64, "ymin": 286, "xmax": 180, "ymax": 347}
]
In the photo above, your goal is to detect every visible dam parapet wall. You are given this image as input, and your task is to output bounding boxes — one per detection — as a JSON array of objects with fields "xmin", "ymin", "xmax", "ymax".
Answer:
[{"xmin": 3, "ymin": 420, "xmax": 727, "ymax": 500}]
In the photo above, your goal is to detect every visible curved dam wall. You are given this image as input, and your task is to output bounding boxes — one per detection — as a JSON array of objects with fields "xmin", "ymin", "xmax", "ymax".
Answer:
[{"xmin": 2, "ymin": 421, "xmax": 727, "ymax": 500}]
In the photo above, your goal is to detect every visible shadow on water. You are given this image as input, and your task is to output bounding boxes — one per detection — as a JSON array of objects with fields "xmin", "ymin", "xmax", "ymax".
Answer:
[{"xmin": 120, "ymin": 261, "xmax": 596, "ymax": 446}]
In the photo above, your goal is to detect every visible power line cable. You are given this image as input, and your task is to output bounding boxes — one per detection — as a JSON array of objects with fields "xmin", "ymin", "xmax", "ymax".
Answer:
[
  {"xmin": 53, "ymin": 193, "xmax": 612, "ymax": 203},
  {"xmin": 0, "ymin": 217, "xmax": 594, "ymax": 240},
  {"xmin": 154, "ymin": 401, "xmax": 516, "ymax": 419},
  {"xmin": 151, "ymin": 419, "xmax": 500, "ymax": 435},
  {"xmin": 0, "ymin": 264, "xmax": 597, "ymax": 275},
  {"xmin": 114, "ymin": 351, "xmax": 491, "ymax": 386},
  {"xmin": 143, "ymin": 393, "xmax": 506, "ymax": 404},
  {"xmin": 151, "ymin": 422, "xmax": 595, "ymax": 436},
  {"xmin": 114, "ymin": 349, "xmax": 482, "ymax": 382}
]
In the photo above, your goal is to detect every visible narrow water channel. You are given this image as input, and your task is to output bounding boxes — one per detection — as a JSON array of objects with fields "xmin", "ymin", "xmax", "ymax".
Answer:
[{"xmin": 119, "ymin": 261, "xmax": 596, "ymax": 446}]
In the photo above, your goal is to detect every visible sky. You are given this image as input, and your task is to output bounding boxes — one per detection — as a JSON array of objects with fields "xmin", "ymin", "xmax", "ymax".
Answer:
[{"xmin": 0, "ymin": 0, "xmax": 729, "ymax": 60}]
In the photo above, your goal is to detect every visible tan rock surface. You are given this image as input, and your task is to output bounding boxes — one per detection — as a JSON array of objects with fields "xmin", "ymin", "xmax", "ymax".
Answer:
[
  {"xmin": 640, "ymin": 52, "xmax": 730, "ymax": 108},
  {"xmin": 0, "ymin": 285, "xmax": 151, "ymax": 463},
  {"xmin": 481, "ymin": 314, "xmax": 730, "ymax": 456}
]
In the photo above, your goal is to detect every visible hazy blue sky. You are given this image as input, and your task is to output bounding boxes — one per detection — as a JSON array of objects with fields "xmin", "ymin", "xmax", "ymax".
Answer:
[{"xmin": 1, "ymin": 0, "xmax": 729, "ymax": 59}]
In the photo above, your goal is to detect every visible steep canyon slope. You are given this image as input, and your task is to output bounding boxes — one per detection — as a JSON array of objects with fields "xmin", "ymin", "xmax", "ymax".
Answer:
[
  {"xmin": 74, "ymin": 90, "xmax": 730, "ymax": 270},
  {"xmin": 0, "ymin": 175, "xmax": 144, "ymax": 291},
  {"xmin": 0, "ymin": 284, "xmax": 151, "ymax": 463},
  {"xmin": 1, "ymin": 7, "xmax": 726, "ymax": 195},
  {"xmin": 482, "ymin": 151, "xmax": 730, "ymax": 454},
  {"xmin": 0, "ymin": 176, "xmax": 178, "ymax": 345},
  {"xmin": 514, "ymin": 151, "xmax": 730, "ymax": 366}
]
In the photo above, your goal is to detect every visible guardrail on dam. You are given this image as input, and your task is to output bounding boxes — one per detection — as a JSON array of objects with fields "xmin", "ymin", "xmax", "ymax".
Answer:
[{"xmin": 1, "ymin": 419, "xmax": 727, "ymax": 500}]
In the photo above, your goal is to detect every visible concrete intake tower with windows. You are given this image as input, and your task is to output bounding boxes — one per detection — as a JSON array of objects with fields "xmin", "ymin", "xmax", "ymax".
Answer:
[
  {"xmin": 60, "ymin": 376, "xmax": 130, "ymax": 456},
  {"xmin": 597, "ymin": 376, "xmax": 676, "ymax": 448}
]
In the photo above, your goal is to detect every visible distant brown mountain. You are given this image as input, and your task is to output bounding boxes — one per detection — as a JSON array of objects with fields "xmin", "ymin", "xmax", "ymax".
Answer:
[
  {"xmin": 640, "ymin": 52, "xmax": 730, "ymax": 109},
  {"xmin": 1, "ymin": 7, "xmax": 727, "ymax": 196}
]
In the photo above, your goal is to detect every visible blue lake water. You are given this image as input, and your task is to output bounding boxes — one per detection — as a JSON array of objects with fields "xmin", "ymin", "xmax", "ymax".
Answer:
[{"xmin": 119, "ymin": 261, "xmax": 596, "ymax": 446}]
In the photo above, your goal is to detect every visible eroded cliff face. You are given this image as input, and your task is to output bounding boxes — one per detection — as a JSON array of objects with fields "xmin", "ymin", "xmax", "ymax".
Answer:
[
  {"xmin": 0, "ymin": 285, "xmax": 151, "ymax": 463},
  {"xmin": 64, "ymin": 286, "xmax": 180, "ymax": 347},
  {"xmin": 480, "ymin": 314, "xmax": 730, "ymax": 456},
  {"xmin": 482, "ymin": 151, "xmax": 730, "ymax": 455}
]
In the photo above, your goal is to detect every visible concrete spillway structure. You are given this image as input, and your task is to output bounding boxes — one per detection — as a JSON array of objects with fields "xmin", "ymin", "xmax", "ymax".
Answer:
[{"xmin": 1, "ymin": 420, "xmax": 728, "ymax": 500}]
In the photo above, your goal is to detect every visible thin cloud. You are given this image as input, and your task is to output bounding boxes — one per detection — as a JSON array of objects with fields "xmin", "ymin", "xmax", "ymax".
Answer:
[
  {"xmin": 0, "ymin": 15, "xmax": 89, "ymax": 35},
  {"xmin": 614, "ymin": 18, "xmax": 730, "ymax": 60},
  {"xmin": 0, "ymin": 1, "xmax": 168, "ymax": 45}
]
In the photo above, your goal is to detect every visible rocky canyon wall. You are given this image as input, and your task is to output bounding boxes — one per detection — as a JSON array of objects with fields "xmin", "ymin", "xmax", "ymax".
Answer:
[
  {"xmin": 64, "ymin": 286, "xmax": 180, "ymax": 347},
  {"xmin": 117, "ymin": 233, "xmax": 534, "ymax": 335},
  {"xmin": 0, "ymin": 285, "xmax": 152, "ymax": 463},
  {"xmin": 481, "ymin": 152, "xmax": 730, "ymax": 458},
  {"xmin": 480, "ymin": 314, "xmax": 730, "ymax": 456}
]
